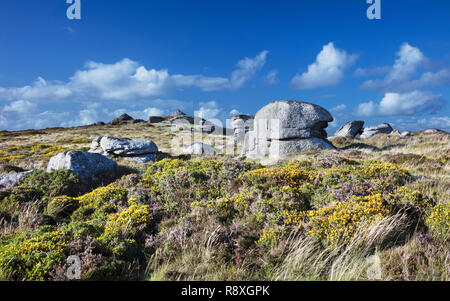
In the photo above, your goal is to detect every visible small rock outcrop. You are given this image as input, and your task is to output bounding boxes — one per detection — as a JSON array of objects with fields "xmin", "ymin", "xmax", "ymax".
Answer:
[
  {"xmin": 390, "ymin": 129, "xmax": 401, "ymax": 136},
  {"xmin": 110, "ymin": 113, "xmax": 135, "ymax": 125},
  {"xmin": 243, "ymin": 100, "xmax": 335, "ymax": 159},
  {"xmin": 182, "ymin": 143, "xmax": 218, "ymax": 155},
  {"xmin": 360, "ymin": 123, "xmax": 393, "ymax": 139},
  {"xmin": 47, "ymin": 151, "xmax": 118, "ymax": 180},
  {"xmin": 90, "ymin": 137, "xmax": 159, "ymax": 163},
  {"xmin": 231, "ymin": 115, "xmax": 254, "ymax": 142},
  {"xmin": 171, "ymin": 109, "xmax": 186, "ymax": 118},
  {"xmin": 422, "ymin": 129, "xmax": 447, "ymax": 134},
  {"xmin": 334, "ymin": 121, "xmax": 364, "ymax": 138},
  {"xmin": 149, "ymin": 116, "xmax": 165, "ymax": 123},
  {"xmin": 0, "ymin": 169, "xmax": 37, "ymax": 190},
  {"xmin": 401, "ymin": 131, "xmax": 413, "ymax": 137}
]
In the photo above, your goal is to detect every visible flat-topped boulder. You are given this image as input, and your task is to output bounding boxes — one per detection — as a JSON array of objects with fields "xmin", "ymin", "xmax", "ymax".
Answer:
[
  {"xmin": 360, "ymin": 123, "xmax": 393, "ymax": 139},
  {"xmin": 90, "ymin": 137, "xmax": 158, "ymax": 156},
  {"xmin": 334, "ymin": 121, "xmax": 364, "ymax": 138},
  {"xmin": 47, "ymin": 151, "xmax": 117, "ymax": 180}
]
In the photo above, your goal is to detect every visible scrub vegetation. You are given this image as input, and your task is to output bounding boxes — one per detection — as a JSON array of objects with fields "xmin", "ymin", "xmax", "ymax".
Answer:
[{"xmin": 0, "ymin": 122, "xmax": 448, "ymax": 281}]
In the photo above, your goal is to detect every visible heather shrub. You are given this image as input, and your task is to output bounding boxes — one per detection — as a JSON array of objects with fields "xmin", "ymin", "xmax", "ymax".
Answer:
[{"xmin": 21, "ymin": 170, "xmax": 81, "ymax": 201}]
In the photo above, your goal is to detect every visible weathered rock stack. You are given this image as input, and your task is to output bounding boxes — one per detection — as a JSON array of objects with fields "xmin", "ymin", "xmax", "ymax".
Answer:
[
  {"xmin": 243, "ymin": 100, "xmax": 335, "ymax": 159},
  {"xmin": 231, "ymin": 115, "xmax": 254, "ymax": 142},
  {"xmin": 90, "ymin": 137, "xmax": 159, "ymax": 163},
  {"xmin": 334, "ymin": 121, "xmax": 364, "ymax": 138},
  {"xmin": 360, "ymin": 123, "xmax": 393, "ymax": 139}
]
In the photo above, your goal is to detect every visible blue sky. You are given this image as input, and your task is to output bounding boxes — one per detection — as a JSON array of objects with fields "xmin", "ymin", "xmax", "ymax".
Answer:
[{"xmin": 0, "ymin": 0, "xmax": 449, "ymax": 132}]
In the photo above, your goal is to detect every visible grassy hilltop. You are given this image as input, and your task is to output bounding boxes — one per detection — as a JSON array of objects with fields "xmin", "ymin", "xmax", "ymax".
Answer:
[{"xmin": 0, "ymin": 121, "xmax": 448, "ymax": 281}]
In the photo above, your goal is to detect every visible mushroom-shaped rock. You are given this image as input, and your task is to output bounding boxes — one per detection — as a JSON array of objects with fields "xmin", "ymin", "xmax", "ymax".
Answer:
[
  {"xmin": 182, "ymin": 143, "xmax": 218, "ymax": 155},
  {"xmin": 334, "ymin": 121, "xmax": 364, "ymax": 138},
  {"xmin": 254, "ymin": 100, "xmax": 333, "ymax": 140},
  {"xmin": 243, "ymin": 101, "xmax": 335, "ymax": 159},
  {"xmin": 360, "ymin": 123, "xmax": 393, "ymax": 139},
  {"xmin": 47, "ymin": 151, "xmax": 118, "ymax": 180}
]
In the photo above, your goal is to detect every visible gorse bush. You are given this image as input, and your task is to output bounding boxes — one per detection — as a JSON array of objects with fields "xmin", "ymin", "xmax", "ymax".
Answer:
[
  {"xmin": 307, "ymin": 194, "xmax": 390, "ymax": 248},
  {"xmin": 72, "ymin": 184, "xmax": 128, "ymax": 221},
  {"xmin": 426, "ymin": 203, "xmax": 450, "ymax": 238},
  {"xmin": 99, "ymin": 204, "xmax": 152, "ymax": 256},
  {"xmin": 0, "ymin": 227, "xmax": 68, "ymax": 281}
]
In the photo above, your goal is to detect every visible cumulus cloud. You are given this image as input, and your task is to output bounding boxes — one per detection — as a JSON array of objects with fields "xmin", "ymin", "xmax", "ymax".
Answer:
[
  {"xmin": 291, "ymin": 42, "xmax": 357, "ymax": 90},
  {"xmin": 195, "ymin": 101, "xmax": 222, "ymax": 120},
  {"xmin": 387, "ymin": 43, "xmax": 425, "ymax": 82},
  {"xmin": 360, "ymin": 43, "xmax": 450, "ymax": 91},
  {"xmin": 329, "ymin": 104, "xmax": 348, "ymax": 114},
  {"xmin": 3, "ymin": 99, "xmax": 36, "ymax": 114},
  {"xmin": 0, "ymin": 51, "xmax": 268, "ymax": 103},
  {"xmin": 0, "ymin": 100, "xmax": 72, "ymax": 131},
  {"xmin": 356, "ymin": 91, "xmax": 446, "ymax": 117},
  {"xmin": 0, "ymin": 98, "xmax": 176, "ymax": 131}
]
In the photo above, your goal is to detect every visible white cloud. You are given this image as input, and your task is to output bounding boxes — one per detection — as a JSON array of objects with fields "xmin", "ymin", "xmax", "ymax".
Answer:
[
  {"xmin": 195, "ymin": 101, "xmax": 221, "ymax": 120},
  {"xmin": 0, "ymin": 51, "xmax": 268, "ymax": 103},
  {"xmin": 3, "ymin": 99, "xmax": 36, "ymax": 114},
  {"xmin": 356, "ymin": 91, "xmax": 446, "ymax": 117},
  {"xmin": 230, "ymin": 50, "xmax": 269, "ymax": 89},
  {"xmin": 265, "ymin": 70, "xmax": 279, "ymax": 85},
  {"xmin": 387, "ymin": 43, "xmax": 424, "ymax": 83},
  {"xmin": 0, "ymin": 98, "xmax": 174, "ymax": 131},
  {"xmin": 291, "ymin": 42, "xmax": 357, "ymax": 90},
  {"xmin": 229, "ymin": 109, "xmax": 241, "ymax": 116},
  {"xmin": 397, "ymin": 68, "xmax": 450, "ymax": 91},
  {"xmin": 330, "ymin": 104, "xmax": 348, "ymax": 114},
  {"xmin": 395, "ymin": 116, "xmax": 450, "ymax": 132},
  {"xmin": 1, "ymin": 100, "xmax": 71, "ymax": 130},
  {"xmin": 360, "ymin": 43, "xmax": 450, "ymax": 91}
]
